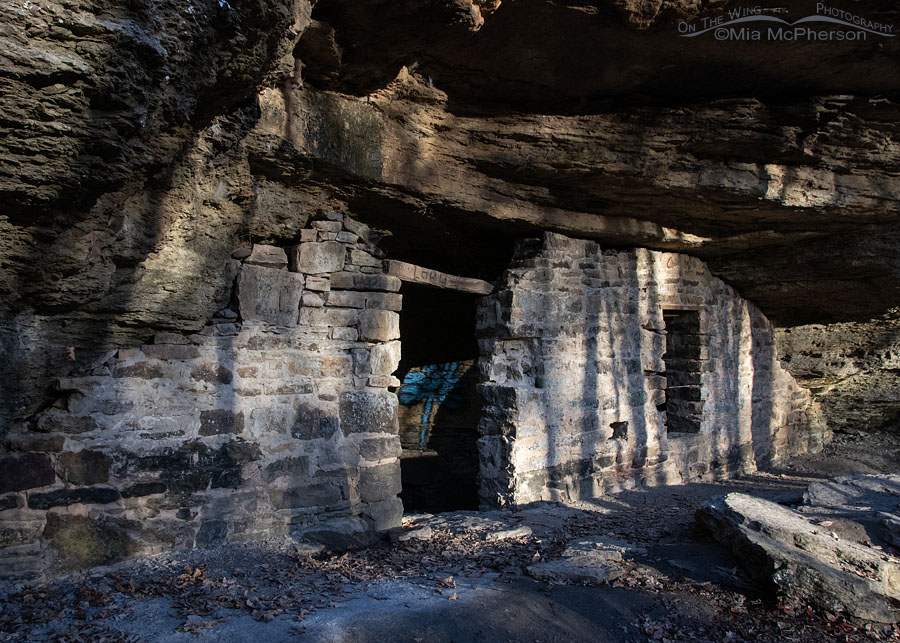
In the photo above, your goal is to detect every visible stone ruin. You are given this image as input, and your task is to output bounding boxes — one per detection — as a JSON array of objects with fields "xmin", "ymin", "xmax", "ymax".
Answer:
[{"xmin": 0, "ymin": 215, "xmax": 828, "ymax": 579}]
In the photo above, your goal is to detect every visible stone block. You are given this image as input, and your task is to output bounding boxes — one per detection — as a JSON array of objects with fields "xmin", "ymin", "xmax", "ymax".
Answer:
[
  {"xmin": 129, "ymin": 442, "xmax": 251, "ymax": 493},
  {"xmin": 332, "ymin": 327, "xmax": 359, "ymax": 341},
  {"xmin": 342, "ymin": 216, "xmax": 370, "ymax": 238},
  {"xmin": 59, "ymin": 450, "xmax": 111, "ymax": 485},
  {"xmin": 302, "ymin": 293, "xmax": 325, "ymax": 308},
  {"xmin": 326, "ymin": 354, "xmax": 355, "ymax": 376},
  {"xmin": 190, "ymin": 363, "xmax": 234, "ymax": 385},
  {"xmin": 326, "ymin": 290, "xmax": 367, "ymax": 308},
  {"xmin": 264, "ymin": 456, "xmax": 310, "ymax": 483},
  {"xmin": 223, "ymin": 439, "xmax": 262, "ymax": 464},
  {"xmin": 153, "ymin": 332, "xmax": 190, "ymax": 345},
  {"xmin": 362, "ymin": 498, "xmax": 403, "ymax": 531},
  {"xmin": 286, "ymin": 354, "xmax": 322, "ymax": 377},
  {"xmin": 35, "ymin": 411, "xmax": 97, "ymax": 434},
  {"xmin": 245, "ymin": 245, "xmax": 288, "ymax": 268},
  {"xmin": 290, "ymin": 403, "xmax": 340, "ymax": 441},
  {"xmin": 359, "ymin": 462, "xmax": 402, "ymax": 502},
  {"xmin": 330, "ymin": 272, "xmax": 401, "ymax": 292},
  {"xmin": 3, "ymin": 434, "xmax": 66, "ymax": 452},
  {"xmin": 352, "ymin": 349, "xmax": 370, "ymax": 377},
  {"xmin": 215, "ymin": 322, "xmax": 240, "ymax": 335},
  {"xmin": 358, "ymin": 310, "xmax": 400, "ymax": 342},
  {"xmin": 142, "ymin": 345, "xmax": 201, "ymax": 360},
  {"xmin": 384, "ymin": 259, "xmax": 493, "ymax": 294},
  {"xmin": 43, "ymin": 514, "xmax": 138, "ymax": 571},
  {"xmin": 0, "ymin": 454, "xmax": 56, "ymax": 493},
  {"xmin": 367, "ymin": 376, "xmax": 393, "ymax": 388},
  {"xmin": 265, "ymin": 381, "xmax": 315, "ymax": 396},
  {"xmin": 307, "ymin": 307, "xmax": 359, "ymax": 328},
  {"xmin": 301, "ymin": 517, "xmax": 374, "ymax": 551},
  {"xmin": 305, "ymin": 276, "xmax": 331, "ymax": 292},
  {"xmin": 370, "ymin": 341, "xmax": 401, "ymax": 376},
  {"xmin": 290, "ymin": 241, "xmax": 346, "ymax": 274},
  {"xmin": 359, "ymin": 436, "xmax": 401, "ymax": 461},
  {"xmin": 336, "ymin": 231, "xmax": 358, "ymax": 244},
  {"xmin": 0, "ymin": 495, "xmax": 18, "ymax": 511},
  {"xmin": 236, "ymin": 265, "xmax": 304, "ymax": 327},
  {"xmin": 349, "ymin": 248, "xmax": 382, "ymax": 268},
  {"xmin": 0, "ymin": 522, "xmax": 41, "ymax": 548},
  {"xmin": 312, "ymin": 220, "xmax": 343, "ymax": 232},
  {"xmin": 199, "ymin": 410, "xmax": 245, "ymax": 436},
  {"xmin": 300, "ymin": 229, "xmax": 317, "ymax": 242},
  {"xmin": 121, "ymin": 482, "xmax": 167, "ymax": 498},
  {"xmin": 269, "ymin": 482, "xmax": 344, "ymax": 509},
  {"xmin": 112, "ymin": 362, "xmax": 165, "ymax": 379},
  {"xmin": 366, "ymin": 292, "xmax": 402, "ymax": 311},
  {"xmin": 249, "ymin": 404, "xmax": 292, "ymax": 437},
  {"xmin": 339, "ymin": 391, "xmax": 399, "ymax": 435},
  {"xmin": 28, "ymin": 487, "xmax": 120, "ymax": 510}
]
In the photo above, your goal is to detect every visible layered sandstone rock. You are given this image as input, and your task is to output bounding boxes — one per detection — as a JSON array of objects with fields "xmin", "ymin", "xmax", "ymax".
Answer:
[{"xmin": 1, "ymin": 0, "xmax": 899, "ymax": 577}]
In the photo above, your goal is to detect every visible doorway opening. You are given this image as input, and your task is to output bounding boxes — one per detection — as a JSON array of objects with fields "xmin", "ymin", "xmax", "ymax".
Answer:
[
  {"xmin": 662, "ymin": 309, "xmax": 704, "ymax": 434},
  {"xmin": 396, "ymin": 283, "xmax": 482, "ymax": 513}
]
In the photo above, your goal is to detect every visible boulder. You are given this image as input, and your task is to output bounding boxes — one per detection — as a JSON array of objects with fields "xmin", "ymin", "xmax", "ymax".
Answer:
[{"xmin": 697, "ymin": 492, "xmax": 900, "ymax": 624}]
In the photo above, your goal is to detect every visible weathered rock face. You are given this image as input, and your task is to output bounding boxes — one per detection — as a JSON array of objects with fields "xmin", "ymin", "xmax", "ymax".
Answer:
[
  {"xmin": 1, "ymin": 0, "xmax": 899, "ymax": 575},
  {"xmin": 776, "ymin": 314, "xmax": 900, "ymax": 433},
  {"xmin": 476, "ymin": 233, "xmax": 824, "ymax": 507},
  {"xmin": 3, "ymin": 0, "xmax": 900, "ymax": 434}
]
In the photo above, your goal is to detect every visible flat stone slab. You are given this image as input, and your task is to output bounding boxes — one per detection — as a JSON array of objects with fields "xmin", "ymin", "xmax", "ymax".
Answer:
[
  {"xmin": 697, "ymin": 490, "xmax": 900, "ymax": 624},
  {"xmin": 236, "ymin": 265, "xmax": 304, "ymax": 327},
  {"xmin": 387, "ymin": 526, "xmax": 434, "ymax": 543},
  {"xmin": 527, "ymin": 558, "xmax": 623, "ymax": 585},
  {"xmin": 484, "ymin": 526, "xmax": 533, "ymax": 542},
  {"xmin": 803, "ymin": 473, "xmax": 900, "ymax": 514},
  {"xmin": 384, "ymin": 260, "xmax": 493, "ymax": 295},
  {"xmin": 413, "ymin": 511, "xmax": 514, "ymax": 536},
  {"xmin": 798, "ymin": 473, "xmax": 900, "ymax": 547},
  {"xmin": 526, "ymin": 537, "xmax": 643, "ymax": 586}
]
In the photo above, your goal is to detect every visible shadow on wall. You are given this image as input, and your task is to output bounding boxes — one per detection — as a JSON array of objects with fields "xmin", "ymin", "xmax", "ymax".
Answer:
[
  {"xmin": 476, "ymin": 232, "xmax": 824, "ymax": 508},
  {"xmin": 0, "ymin": 3, "xmax": 327, "ymax": 578}
]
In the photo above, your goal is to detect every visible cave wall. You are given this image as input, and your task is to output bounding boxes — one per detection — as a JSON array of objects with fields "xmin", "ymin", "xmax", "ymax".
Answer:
[
  {"xmin": 0, "ymin": 214, "xmax": 405, "ymax": 580},
  {"xmin": 776, "ymin": 314, "xmax": 900, "ymax": 433},
  {"xmin": 476, "ymin": 233, "xmax": 826, "ymax": 508},
  {"xmin": 3, "ymin": 0, "xmax": 900, "ymax": 442}
]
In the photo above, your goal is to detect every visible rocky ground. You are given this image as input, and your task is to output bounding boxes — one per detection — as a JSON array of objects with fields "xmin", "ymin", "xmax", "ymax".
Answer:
[{"xmin": 3, "ymin": 429, "xmax": 900, "ymax": 643}]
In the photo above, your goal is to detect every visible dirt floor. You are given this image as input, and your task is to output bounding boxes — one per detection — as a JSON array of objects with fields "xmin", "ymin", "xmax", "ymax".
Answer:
[{"xmin": 3, "ymin": 430, "xmax": 900, "ymax": 643}]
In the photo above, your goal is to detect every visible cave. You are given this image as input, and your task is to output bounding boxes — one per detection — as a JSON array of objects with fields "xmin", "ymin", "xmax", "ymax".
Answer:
[
  {"xmin": 3, "ymin": 1, "xmax": 900, "ymax": 636},
  {"xmin": 396, "ymin": 282, "xmax": 483, "ymax": 513}
]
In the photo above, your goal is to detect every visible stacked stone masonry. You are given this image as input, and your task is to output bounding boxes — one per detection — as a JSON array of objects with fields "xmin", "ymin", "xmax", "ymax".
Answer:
[
  {"xmin": 0, "ymin": 226, "xmax": 830, "ymax": 579},
  {"xmin": 0, "ymin": 213, "xmax": 406, "ymax": 579},
  {"xmin": 475, "ymin": 233, "xmax": 828, "ymax": 508}
]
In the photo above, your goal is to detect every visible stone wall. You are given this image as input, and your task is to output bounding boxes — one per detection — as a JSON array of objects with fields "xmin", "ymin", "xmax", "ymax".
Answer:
[
  {"xmin": 0, "ymin": 222, "xmax": 832, "ymax": 577},
  {"xmin": 476, "ymin": 233, "xmax": 828, "ymax": 508},
  {"xmin": 0, "ymin": 213, "xmax": 405, "ymax": 580}
]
